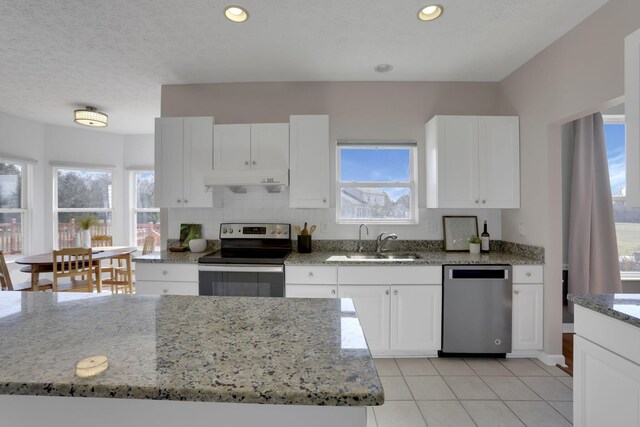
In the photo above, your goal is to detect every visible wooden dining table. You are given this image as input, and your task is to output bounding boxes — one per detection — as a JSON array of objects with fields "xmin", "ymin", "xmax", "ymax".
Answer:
[{"xmin": 15, "ymin": 246, "xmax": 138, "ymax": 292}]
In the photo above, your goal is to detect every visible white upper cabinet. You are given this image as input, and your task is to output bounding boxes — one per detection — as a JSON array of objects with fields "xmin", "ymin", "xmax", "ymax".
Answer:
[
  {"xmin": 625, "ymin": 29, "xmax": 640, "ymax": 207},
  {"xmin": 155, "ymin": 117, "xmax": 214, "ymax": 208},
  {"xmin": 213, "ymin": 123, "xmax": 289, "ymax": 171},
  {"xmin": 289, "ymin": 115, "xmax": 330, "ymax": 208},
  {"xmin": 426, "ymin": 115, "xmax": 520, "ymax": 208}
]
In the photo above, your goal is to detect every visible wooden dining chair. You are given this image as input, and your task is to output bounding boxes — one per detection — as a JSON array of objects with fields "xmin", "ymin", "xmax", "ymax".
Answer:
[
  {"xmin": 0, "ymin": 251, "xmax": 54, "ymax": 291},
  {"xmin": 53, "ymin": 248, "xmax": 99, "ymax": 292},
  {"xmin": 91, "ymin": 235, "xmax": 121, "ymax": 280},
  {"xmin": 142, "ymin": 236, "xmax": 155, "ymax": 255},
  {"xmin": 103, "ymin": 254, "xmax": 133, "ymax": 294}
]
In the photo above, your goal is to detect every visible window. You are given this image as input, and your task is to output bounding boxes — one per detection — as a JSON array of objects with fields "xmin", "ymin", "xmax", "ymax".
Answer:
[
  {"xmin": 0, "ymin": 161, "xmax": 25, "ymax": 260},
  {"xmin": 54, "ymin": 167, "xmax": 113, "ymax": 249},
  {"xmin": 133, "ymin": 171, "xmax": 160, "ymax": 251},
  {"xmin": 337, "ymin": 142, "xmax": 417, "ymax": 223},
  {"xmin": 604, "ymin": 115, "xmax": 640, "ymax": 274}
]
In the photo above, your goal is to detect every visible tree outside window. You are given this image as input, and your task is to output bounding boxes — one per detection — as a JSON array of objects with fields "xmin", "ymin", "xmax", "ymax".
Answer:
[
  {"xmin": 134, "ymin": 172, "xmax": 160, "ymax": 251},
  {"xmin": 0, "ymin": 161, "xmax": 25, "ymax": 259}
]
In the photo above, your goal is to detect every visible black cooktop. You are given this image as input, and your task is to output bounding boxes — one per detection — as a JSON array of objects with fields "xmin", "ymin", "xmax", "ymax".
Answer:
[{"xmin": 198, "ymin": 249, "xmax": 290, "ymax": 265}]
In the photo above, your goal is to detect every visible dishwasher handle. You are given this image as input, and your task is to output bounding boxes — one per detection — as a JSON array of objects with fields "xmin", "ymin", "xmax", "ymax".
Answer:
[{"xmin": 447, "ymin": 267, "xmax": 510, "ymax": 280}]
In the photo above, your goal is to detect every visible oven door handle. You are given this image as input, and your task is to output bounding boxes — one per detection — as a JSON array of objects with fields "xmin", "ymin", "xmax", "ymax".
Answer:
[{"xmin": 198, "ymin": 265, "xmax": 284, "ymax": 273}]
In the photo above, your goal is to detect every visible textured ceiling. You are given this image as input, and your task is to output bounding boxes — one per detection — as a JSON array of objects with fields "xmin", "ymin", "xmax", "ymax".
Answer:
[{"xmin": 0, "ymin": 0, "xmax": 609, "ymax": 134}]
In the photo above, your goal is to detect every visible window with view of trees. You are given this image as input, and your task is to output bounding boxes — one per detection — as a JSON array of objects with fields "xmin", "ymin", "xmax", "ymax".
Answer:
[
  {"xmin": 55, "ymin": 167, "xmax": 113, "ymax": 249},
  {"xmin": 604, "ymin": 115, "xmax": 640, "ymax": 274},
  {"xmin": 337, "ymin": 143, "xmax": 417, "ymax": 223},
  {"xmin": 0, "ymin": 161, "xmax": 25, "ymax": 259},
  {"xmin": 134, "ymin": 172, "xmax": 160, "ymax": 251}
]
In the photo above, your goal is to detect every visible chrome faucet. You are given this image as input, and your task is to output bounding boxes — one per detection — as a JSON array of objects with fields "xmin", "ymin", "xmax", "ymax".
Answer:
[
  {"xmin": 358, "ymin": 224, "xmax": 369, "ymax": 252},
  {"xmin": 376, "ymin": 232, "xmax": 398, "ymax": 253}
]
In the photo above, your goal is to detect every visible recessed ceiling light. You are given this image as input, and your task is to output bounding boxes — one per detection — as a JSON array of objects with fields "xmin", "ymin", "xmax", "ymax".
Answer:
[
  {"xmin": 418, "ymin": 4, "xmax": 443, "ymax": 21},
  {"xmin": 374, "ymin": 64, "xmax": 394, "ymax": 73},
  {"xmin": 225, "ymin": 5, "xmax": 249, "ymax": 23}
]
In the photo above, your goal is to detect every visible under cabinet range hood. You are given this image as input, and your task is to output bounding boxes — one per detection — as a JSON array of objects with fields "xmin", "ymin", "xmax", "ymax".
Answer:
[{"xmin": 203, "ymin": 169, "xmax": 289, "ymax": 193}]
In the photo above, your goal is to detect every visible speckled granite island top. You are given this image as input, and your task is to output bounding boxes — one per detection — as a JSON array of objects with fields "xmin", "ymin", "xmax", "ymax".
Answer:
[
  {"xmin": 285, "ymin": 251, "xmax": 542, "ymax": 266},
  {"xmin": 569, "ymin": 293, "xmax": 640, "ymax": 328},
  {"xmin": 0, "ymin": 293, "xmax": 383, "ymax": 406}
]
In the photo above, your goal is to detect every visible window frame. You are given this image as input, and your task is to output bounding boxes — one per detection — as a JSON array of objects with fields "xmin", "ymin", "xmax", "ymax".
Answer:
[
  {"xmin": 603, "ymin": 115, "xmax": 640, "ymax": 278},
  {"xmin": 53, "ymin": 165, "xmax": 114, "ymax": 249},
  {"xmin": 0, "ymin": 158, "xmax": 29, "ymax": 258},
  {"xmin": 130, "ymin": 170, "xmax": 160, "ymax": 250},
  {"xmin": 336, "ymin": 141, "xmax": 418, "ymax": 224}
]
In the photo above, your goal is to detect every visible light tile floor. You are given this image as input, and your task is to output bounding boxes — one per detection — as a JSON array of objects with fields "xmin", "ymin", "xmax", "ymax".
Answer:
[{"xmin": 368, "ymin": 357, "xmax": 572, "ymax": 427}]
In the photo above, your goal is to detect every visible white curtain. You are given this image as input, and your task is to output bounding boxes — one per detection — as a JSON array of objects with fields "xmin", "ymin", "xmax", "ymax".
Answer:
[{"xmin": 568, "ymin": 113, "xmax": 622, "ymax": 305}]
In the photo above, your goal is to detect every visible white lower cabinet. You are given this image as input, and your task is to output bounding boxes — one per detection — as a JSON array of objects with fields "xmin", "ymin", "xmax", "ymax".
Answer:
[
  {"xmin": 286, "ymin": 284, "xmax": 338, "ymax": 298},
  {"xmin": 339, "ymin": 285, "xmax": 391, "ymax": 354},
  {"xmin": 135, "ymin": 263, "xmax": 199, "ymax": 296},
  {"xmin": 510, "ymin": 265, "xmax": 544, "ymax": 353},
  {"xmin": 338, "ymin": 266, "xmax": 442, "ymax": 356}
]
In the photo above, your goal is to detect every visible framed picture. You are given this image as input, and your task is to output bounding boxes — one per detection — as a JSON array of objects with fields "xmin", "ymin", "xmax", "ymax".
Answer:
[{"xmin": 442, "ymin": 216, "xmax": 479, "ymax": 252}]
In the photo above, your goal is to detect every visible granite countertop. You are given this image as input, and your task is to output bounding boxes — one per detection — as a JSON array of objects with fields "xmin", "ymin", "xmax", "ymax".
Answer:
[
  {"xmin": 0, "ymin": 293, "xmax": 383, "ymax": 406},
  {"xmin": 134, "ymin": 250, "xmax": 208, "ymax": 264},
  {"xmin": 285, "ymin": 251, "xmax": 542, "ymax": 266},
  {"xmin": 135, "ymin": 250, "xmax": 542, "ymax": 266},
  {"xmin": 568, "ymin": 293, "xmax": 640, "ymax": 328}
]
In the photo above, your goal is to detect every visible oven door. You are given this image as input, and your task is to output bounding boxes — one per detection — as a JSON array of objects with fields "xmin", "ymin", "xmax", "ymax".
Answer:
[{"xmin": 198, "ymin": 264, "xmax": 285, "ymax": 297}]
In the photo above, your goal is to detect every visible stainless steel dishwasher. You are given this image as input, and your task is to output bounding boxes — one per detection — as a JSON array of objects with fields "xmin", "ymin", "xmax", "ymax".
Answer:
[{"xmin": 439, "ymin": 265, "xmax": 513, "ymax": 357}]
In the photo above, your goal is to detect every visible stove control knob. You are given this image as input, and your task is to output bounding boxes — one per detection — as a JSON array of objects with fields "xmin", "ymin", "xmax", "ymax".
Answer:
[
  {"xmin": 222, "ymin": 228, "xmax": 227, "ymax": 234},
  {"xmin": 228, "ymin": 229, "xmax": 234, "ymax": 234},
  {"xmin": 271, "ymin": 230, "xmax": 276, "ymax": 234},
  {"xmin": 283, "ymin": 229, "xmax": 288, "ymax": 235},
  {"xmin": 276, "ymin": 230, "xmax": 282, "ymax": 235}
]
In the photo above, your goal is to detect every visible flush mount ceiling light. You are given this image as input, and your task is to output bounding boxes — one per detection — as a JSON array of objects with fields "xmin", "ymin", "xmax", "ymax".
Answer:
[
  {"xmin": 418, "ymin": 4, "xmax": 443, "ymax": 21},
  {"xmin": 73, "ymin": 106, "xmax": 108, "ymax": 127},
  {"xmin": 374, "ymin": 64, "xmax": 394, "ymax": 73},
  {"xmin": 224, "ymin": 5, "xmax": 249, "ymax": 23}
]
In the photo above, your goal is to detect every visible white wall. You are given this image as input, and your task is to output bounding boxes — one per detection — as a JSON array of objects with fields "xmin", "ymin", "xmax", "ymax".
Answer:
[
  {"xmin": 498, "ymin": 0, "xmax": 640, "ymax": 356},
  {"xmin": 161, "ymin": 82, "xmax": 504, "ymax": 241}
]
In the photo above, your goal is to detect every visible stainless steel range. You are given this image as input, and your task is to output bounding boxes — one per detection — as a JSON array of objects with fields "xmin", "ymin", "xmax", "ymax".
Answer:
[{"xmin": 198, "ymin": 223, "xmax": 291, "ymax": 297}]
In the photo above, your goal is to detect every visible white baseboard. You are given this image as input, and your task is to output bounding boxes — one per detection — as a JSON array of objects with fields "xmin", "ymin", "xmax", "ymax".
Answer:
[{"xmin": 508, "ymin": 350, "xmax": 566, "ymax": 367}]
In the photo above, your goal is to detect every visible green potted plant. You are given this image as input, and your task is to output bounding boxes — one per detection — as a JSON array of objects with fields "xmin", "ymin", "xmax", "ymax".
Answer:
[
  {"xmin": 76, "ymin": 215, "xmax": 99, "ymax": 249},
  {"xmin": 469, "ymin": 236, "xmax": 481, "ymax": 254}
]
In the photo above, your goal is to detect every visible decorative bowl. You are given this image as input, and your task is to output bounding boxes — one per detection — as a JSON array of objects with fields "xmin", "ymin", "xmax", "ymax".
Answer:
[{"xmin": 188, "ymin": 239, "xmax": 207, "ymax": 253}]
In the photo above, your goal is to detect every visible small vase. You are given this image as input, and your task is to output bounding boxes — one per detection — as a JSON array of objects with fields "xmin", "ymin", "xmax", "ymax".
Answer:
[
  {"xmin": 74, "ymin": 233, "xmax": 82, "ymax": 247},
  {"xmin": 82, "ymin": 230, "xmax": 92, "ymax": 249},
  {"xmin": 469, "ymin": 243, "xmax": 480, "ymax": 254}
]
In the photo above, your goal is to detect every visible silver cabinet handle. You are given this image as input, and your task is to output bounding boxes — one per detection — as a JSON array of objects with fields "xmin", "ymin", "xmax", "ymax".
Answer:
[
  {"xmin": 475, "ymin": 200, "xmax": 479, "ymax": 204},
  {"xmin": 252, "ymin": 161, "xmax": 256, "ymax": 165},
  {"xmin": 162, "ymin": 288, "xmax": 168, "ymax": 294},
  {"xmin": 526, "ymin": 272, "xmax": 532, "ymax": 277},
  {"xmin": 385, "ymin": 290, "xmax": 390, "ymax": 295},
  {"xmin": 308, "ymin": 272, "xmax": 314, "ymax": 278},
  {"xmin": 323, "ymin": 198, "xmax": 327, "ymax": 203},
  {"xmin": 482, "ymin": 200, "xmax": 486, "ymax": 204},
  {"xmin": 393, "ymin": 289, "xmax": 398, "ymax": 295},
  {"xmin": 331, "ymin": 289, "xmax": 336, "ymax": 295},
  {"xmin": 177, "ymin": 199, "xmax": 181, "ymax": 203},
  {"xmin": 244, "ymin": 161, "xmax": 249, "ymax": 165},
  {"xmin": 162, "ymin": 271, "xmax": 168, "ymax": 275},
  {"xmin": 514, "ymin": 290, "xmax": 520, "ymax": 295}
]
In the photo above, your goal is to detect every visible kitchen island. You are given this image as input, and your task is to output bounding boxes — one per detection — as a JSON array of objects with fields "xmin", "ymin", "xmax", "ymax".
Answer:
[
  {"xmin": 569, "ymin": 293, "xmax": 640, "ymax": 427},
  {"xmin": 0, "ymin": 292, "xmax": 382, "ymax": 427}
]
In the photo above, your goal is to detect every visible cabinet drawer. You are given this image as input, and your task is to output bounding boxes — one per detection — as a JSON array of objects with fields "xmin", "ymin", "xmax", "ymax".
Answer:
[
  {"xmin": 135, "ymin": 263, "xmax": 199, "ymax": 282},
  {"xmin": 338, "ymin": 266, "xmax": 441, "ymax": 285},
  {"xmin": 135, "ymin": 280, "xmax": 199, "ymax": 296},
  {"xmin": 286, "ymin": 284, "xmax": 338, "ymax": 298},
  {"xmin": 512, "ymin": 265, "xmax": 543, "ymax": 283},
  {"xmin": 285, "ymin": 266, "xmax": 338, "ymax": 284}
]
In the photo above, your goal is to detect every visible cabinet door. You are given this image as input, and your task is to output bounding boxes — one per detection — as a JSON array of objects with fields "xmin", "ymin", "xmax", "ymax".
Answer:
[
  {"xmin": 289, "ymin": 115, "xmax": 330, "ymax": 208},
  {"xmin": 339, "ymin": 285, "xmax": 390, "ymax": 355},
  {"xmin": 478, "ymin": 117, "xmax": 520, "ymax": 208},
  {"xmin": 183, "ymin": 117, "xmax": 213, "ymax": 208},
  {"xmin": 155, "ymin": 117, "xmax": 184, "ymax": 208},
  {"xmin": 512, "ymin": 284, "xmax": 543, "ymax": 351},
  {"xmin": 435, "ymin": 116, "xmax": 479, "ymax": 208},
  {"xmin": 250, "ymin": 123, "xmax": 289, "ymax": 169},
  {"xmin": 213, "ymin": 124, "xmax": 251, "ymax": 171},
  {"xmin": 390, "ymin": 285, "xmax": 442, "ymax": 354},
  {"xmin": 286, "ymin": 284, "xmax": 338, "ymax": 298},
  {"xmin": 575, "ymin": 335, "xmax": 640, "ymax": 427}
]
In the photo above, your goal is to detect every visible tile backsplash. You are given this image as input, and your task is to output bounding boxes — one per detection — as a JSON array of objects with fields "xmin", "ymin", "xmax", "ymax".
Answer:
[{"xmin": 167, "ymin": 187, "xmax": 502, "ymax": 241}]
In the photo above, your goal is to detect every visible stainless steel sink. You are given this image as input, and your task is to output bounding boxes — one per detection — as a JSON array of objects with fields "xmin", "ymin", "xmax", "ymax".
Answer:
[{"xmin": 346, "ymin": 253, "xmax": 421, "ymax": 261}]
